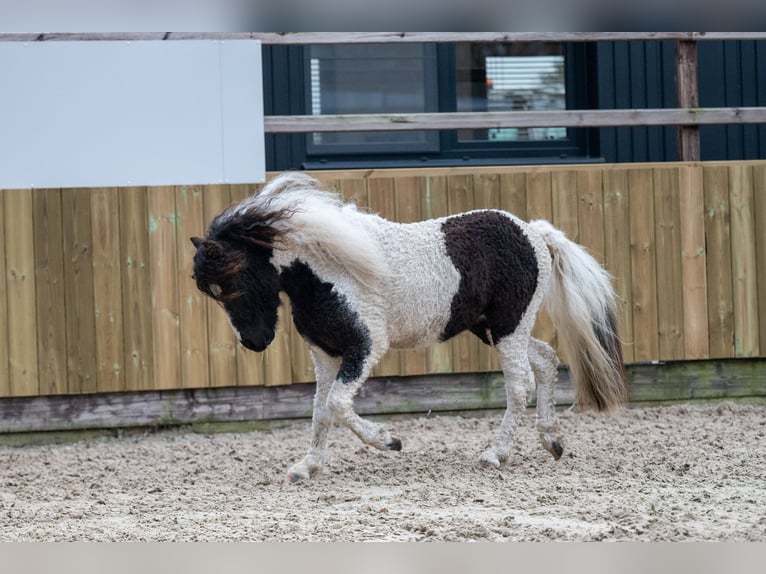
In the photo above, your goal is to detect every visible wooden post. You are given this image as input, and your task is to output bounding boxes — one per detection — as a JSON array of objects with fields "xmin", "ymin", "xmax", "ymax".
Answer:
[{"xmin": 676, "ymin": 39, "xmax": 700, "ymax": 161}]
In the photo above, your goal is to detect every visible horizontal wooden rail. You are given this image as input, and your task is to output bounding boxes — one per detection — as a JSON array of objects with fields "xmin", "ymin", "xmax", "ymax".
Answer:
[
  {"xmin": 265, "ymin": 108, "xmax": 766, "ymax": 133},
  {"xmin": 3, "ymin": 32, "xmax": 766, "ymax": 44}
]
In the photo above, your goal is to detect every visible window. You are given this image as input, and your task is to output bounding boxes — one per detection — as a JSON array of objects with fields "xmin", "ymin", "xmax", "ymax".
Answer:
[
  {"xmin": 455, "ymin": 43, "xmax": 566, "ymax": 143},
  {"xmin": 306, "ymin": 44, "xmax": 439, "ymax": 154},
  {"xmin": 264, "ymin": 42, "xmax": 594, "ymax": 170}
]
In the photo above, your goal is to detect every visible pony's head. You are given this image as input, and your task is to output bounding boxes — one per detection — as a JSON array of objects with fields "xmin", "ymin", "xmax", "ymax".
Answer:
[{"xmin": 190, "ymin": 211, "xmax": 286, "ymax": 352}]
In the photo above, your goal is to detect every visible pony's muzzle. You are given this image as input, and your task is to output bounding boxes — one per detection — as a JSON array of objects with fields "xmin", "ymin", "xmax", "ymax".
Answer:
[{"xmin": 240, "ymin": 331, "xmax": 275, "ymax": 353}]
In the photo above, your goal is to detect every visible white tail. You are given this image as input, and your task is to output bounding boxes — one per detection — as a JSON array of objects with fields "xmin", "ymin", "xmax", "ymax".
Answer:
[{"xmin": 530, "ymin": 220, "xmax": 628, "ymax": 411}]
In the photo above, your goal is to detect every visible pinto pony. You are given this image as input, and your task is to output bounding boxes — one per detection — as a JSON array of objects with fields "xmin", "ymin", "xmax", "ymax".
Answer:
[{"xmin": 191, "ymin": 173, "xmax": 627, "ymax": 482}]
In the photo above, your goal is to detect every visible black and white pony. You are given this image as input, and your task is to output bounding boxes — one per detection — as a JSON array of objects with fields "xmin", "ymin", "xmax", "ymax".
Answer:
[{"xmin": 191, "ymin": 173, "xmax": 627, "ymax": 483}]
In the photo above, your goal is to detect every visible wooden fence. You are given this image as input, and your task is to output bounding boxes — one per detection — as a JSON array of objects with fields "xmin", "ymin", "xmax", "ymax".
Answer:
[{"xmin": 1, "ymin": 161, "xmax": 764, "ymax": 398}]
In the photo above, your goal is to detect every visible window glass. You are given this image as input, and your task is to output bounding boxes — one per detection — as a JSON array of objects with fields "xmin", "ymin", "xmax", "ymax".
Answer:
[
  {"xmin": 306, "ymin": 44, "xmax": 439, "ymax": 154},
  {"xmin": 455, "ymin": 42, "xmax": 566, "ymax": 142}
]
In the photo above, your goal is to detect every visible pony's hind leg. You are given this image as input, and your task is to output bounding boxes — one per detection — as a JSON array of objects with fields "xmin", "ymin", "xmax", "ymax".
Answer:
[
  {"xmin": 529, "ymin": 338, "xmax": 563, "ymax": 460},
  {"xmin": 287, "ymin": 347, "xmax": 340, "ymax": 483},
  {"xmin": 480, "ymin": 332, "xmax": 534, "ymax": 469}
]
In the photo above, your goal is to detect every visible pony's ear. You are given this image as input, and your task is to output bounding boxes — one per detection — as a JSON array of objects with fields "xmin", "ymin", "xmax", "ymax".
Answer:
[{"xmin": 190, "ymin": 236, "xmax": 204, "ymax": 249}]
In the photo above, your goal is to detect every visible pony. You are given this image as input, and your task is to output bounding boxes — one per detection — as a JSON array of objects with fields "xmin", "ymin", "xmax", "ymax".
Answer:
[{"xmin": 191, "ymin": 172, "xmax": 628, "ymax": 483}]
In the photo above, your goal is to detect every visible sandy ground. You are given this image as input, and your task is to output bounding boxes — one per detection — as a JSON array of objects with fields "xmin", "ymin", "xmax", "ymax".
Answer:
[{"xmin": 0, "ymin": 401, "xmax": 764, "ymax": 541}]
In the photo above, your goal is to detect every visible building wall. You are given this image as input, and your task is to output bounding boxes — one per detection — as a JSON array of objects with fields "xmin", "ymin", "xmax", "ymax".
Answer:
[{"xmin": 1, "ymin": 161, "xmax": 765, "ymax": 398}]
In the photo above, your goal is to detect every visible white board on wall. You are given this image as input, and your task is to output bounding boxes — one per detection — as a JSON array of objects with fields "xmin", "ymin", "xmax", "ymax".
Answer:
[{"xmin": 0, "ymin": 40, "xmax": 265, "ymax": 188}]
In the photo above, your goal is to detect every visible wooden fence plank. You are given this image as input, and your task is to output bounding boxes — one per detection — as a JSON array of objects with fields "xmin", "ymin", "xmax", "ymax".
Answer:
[
  {"xmin": 0, "ymin": 193, "xmax": 8, "ymax": 396},
  {"xmin": 148, "ymin": 186, "xmax": 182, "ymax": 389},
  {"xmin": 396, "ymin": 176, "xmax": 429, "ymax": 376},
  {"xmin": 471, "ymin": 174, "xmax": 501, "ymax": 372},
  {"xmin": 678, "ymin": 166, "xmax": 710, "ymax": 359},
  {"xmin": 603, "ymin": 169, "xmax": 635, "ymax": 363},
  {"xmin": 228, "ymin": 183, "xmax": 267, "ymax": 386},
  {"xmin": 4, "ymin": 189, "xmax": 39, "ymax": 396},
  {"xmin": 628, "ymin": 169, "xmax": 660, "ymax": 362},
  {"xmin": 653, "ymin": 168, "xmax": 685, "ymax": 360},
  {"xmin": 754, "ymin": 165, "xmax": 766, "ymax": 355},
  {"xmin": 499, "ymin": 173, "xmax": 528, "ymax": 220},
  {"xmin": 577, "ymin": 170, "xmax": 606, "ymax": 264},
  {"xmin": 368, "ymin": 177, "xmax": 403, "ymax": 377},
  {"xmin": 202, "ymin": 184, "xmax": 238, "ymax": 387},
  {"xmin": 262, "ymin": 292, "xmax": 294, "ymax": 387},
  {"xmin": 91, "ymin": 188, "xmax": 125, "ymax": 392},
  {"xmin": 62, "ymin": 189, "xmax": 99, "ymax": 394},
  {"xmin": 526, "ymin": 172, "xmax": 556, "ymax": 349},
  {"xmin": 175, "ymin": 185, "xmax": 210, "ymax": 389},
  {"xmin": 447, "ymin": 175, "xmax": 481, "ymax": 373},
  {"xmin": 119, "ymin": 187, "xmax": 154, "ymax": 391},
  {"xmin": 33, "ymin": 189, "xmax": 68, "ymax": 395},
  {"xmin": 703, "ymin": 166, "xmax": 735, "ymax": 358},
  {"xmin": 421, "ymin": 175, "xmax": 453, "ymax": 374},
  {"xmin": 550, "ymin": 170, "xmax": 579, "ymax": 361},
  {"xmin": 728, "ymin": 165, "xmax": 759, "ymax": 357}
]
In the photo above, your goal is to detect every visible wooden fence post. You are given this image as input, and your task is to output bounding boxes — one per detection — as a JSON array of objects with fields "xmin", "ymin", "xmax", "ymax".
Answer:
[{"xmin": 676, "ymin": 39, "xmax": 700, "ymax": 161}]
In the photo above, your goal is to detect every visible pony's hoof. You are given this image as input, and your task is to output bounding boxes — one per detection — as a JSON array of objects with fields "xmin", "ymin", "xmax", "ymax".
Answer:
[
  {"xmin": 287, "ymin": 471, "xmax": 309, "ymax": 484},
  {"xmin": 386, "ymin": 436, "xmax": 402, "ymax": 451},
  {"xmin": 479, "ymin": 450, "xmax": 501, "ymax": 469},
  {"xmin": 550, "ymin": 441, "xmax": 564, "ymax": 460}
]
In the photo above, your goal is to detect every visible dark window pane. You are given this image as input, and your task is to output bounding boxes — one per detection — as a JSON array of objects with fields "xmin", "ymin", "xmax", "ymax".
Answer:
[{"xmin": 306, "ymin": 44, "xmax": 439, "ymax": 154}]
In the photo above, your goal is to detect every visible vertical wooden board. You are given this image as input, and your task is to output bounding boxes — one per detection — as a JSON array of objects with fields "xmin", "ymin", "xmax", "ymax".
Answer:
[
  {"xmin": 550, "ymin": 170, "xmax": 579, "ymax": 362},
  {"xmin": 340, "ymin": 178, "xmax": 369, "ymax": 210},
  {"xmin": 229, "ymin": 184, "xmax": 268, "ymax": 386},
  {"xmin": 175, "ymin": 185, "xmax": 210, "ymax": 389},
  {"xmin": 526, "ymin": 172, "xmax": 556, "ymax": 350},
  {"xmin": 678, "ymin": 166, "xmax": 709, "ymax": 360},
  {"xmin": 148, "ymin": 186, "xmax": 182, "ymax": 389},
  {"xmin": 703, "ymin": 166, "xmax": 735, "ymax": 358},
  {"xmin": 367, "ymin": 177, "xmax": 401, "ymax": 377},
  {"xmin": 4, "ymin": 189, "xmax": 39, "ymax": 396},
  {"xmin": 551, "ymin": 171, "xmax": 579, "ymax": 242},
  {"xmin": 576, "ymin": 170, "xmax": 605, "ymax": 264},
  {"xmin": 728, "ymin": 165, "xmax": 759, "ymax": 357},
  {"xmin": 0, "ymin": 193, "xmax": 8, "ymax": 396},
  {"xmin": 628, "ymin": 169, "xmax": 659, "ymax": 362},
  {"xmin": 33, "ymin": 189, "xmax": 68, "ymax": 395},
  {"xmin": 472, "ymin": 173, "xmax": 502, "ymax": 371},
  {"xmin": 603, "ymin": 169, "xmax": 634, "ymax": 363},
  {"xmin": 447, "ymin": 175, "xmax": 480, "ymax": 373},
  {"xmin": 229, "ymin": 183, "xmax": 266, "ymax": 386},
  {"xmin": 62, "ymin": 188, "xmax": 99, "ymax": 393},
  {"xmin": 753, "ymin": 165, "xmax": 766, "ymax": 354},
  {"xmin": 499, "ymin": 173, "xmax": 527, "ymax": 220},
  {"xmin": 90, "ymin": 188, "xmax": 125, "ymax": 392},
  {"xmin": 119, "ymin": 187, "xmax": 155, "ymax": 391},
  {"xmin": 473, "ymin": 173, "xmax": 500, "ymax": 209},
  {"xmin": 202, "ymin": 184, "xmax": 238, "ymax": 387},
  {"xmin": 421, "ymin": 175, "xmax": 453, "ymax": 373},
  {"xmin": 653, "ymin": 168, "xmax": 685, "ymax": 360},
  {"xmin": 396, "ymin": 176, "xmax": 429, "ymax": 376},
  {"xmin": 262, "ymin": 292, "xmax": 293, "ymax": 386}
]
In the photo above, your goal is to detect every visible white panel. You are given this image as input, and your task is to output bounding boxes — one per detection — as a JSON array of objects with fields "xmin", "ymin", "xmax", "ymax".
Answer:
[{"xmin": 0, "ymin": 40, "xmax": 264, "ymax": 188}]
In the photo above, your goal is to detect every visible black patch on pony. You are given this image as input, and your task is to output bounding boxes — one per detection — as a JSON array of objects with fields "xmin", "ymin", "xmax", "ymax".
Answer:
[
  {"xmin": 280, "ymin": 259, "xmax": 372, "ymax": 384},
  {"xmin": 440, "ymin": 211, "xmax": 539, "ymax": 344}
]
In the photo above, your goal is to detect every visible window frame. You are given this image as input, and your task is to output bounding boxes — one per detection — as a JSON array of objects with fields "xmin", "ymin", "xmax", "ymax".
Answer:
[{"xmin": 263, "ymin": 42, "xmax": 599, "ymax": 171}]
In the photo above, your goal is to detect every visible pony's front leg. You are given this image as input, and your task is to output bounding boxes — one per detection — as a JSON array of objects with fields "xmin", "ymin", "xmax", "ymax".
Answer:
[
  {"xmin": 287, "ymin": 347, "xmax": 340, "ymax": 483},
  {"xmin": 326, "ymin": 346, "xmax": 402, "ymax": 452}
]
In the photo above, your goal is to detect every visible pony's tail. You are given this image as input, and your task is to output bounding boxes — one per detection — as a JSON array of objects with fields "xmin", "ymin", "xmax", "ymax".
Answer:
[{"xmin": 529, "ymin": 220, "xmax": 628, "ymax": 412}]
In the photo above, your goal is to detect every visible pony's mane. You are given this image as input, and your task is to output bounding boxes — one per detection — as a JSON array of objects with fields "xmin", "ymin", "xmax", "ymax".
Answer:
[{"xmin": 210, "ymin": 172, "xmax": 390, "ymax": 287}]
